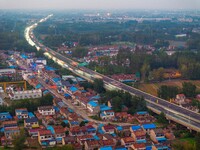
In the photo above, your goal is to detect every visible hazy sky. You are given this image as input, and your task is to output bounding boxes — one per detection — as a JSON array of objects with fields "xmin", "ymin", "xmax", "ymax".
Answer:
[{"xmin": 0, "ymin": 0, "xmax": 199, "ymax": 10}]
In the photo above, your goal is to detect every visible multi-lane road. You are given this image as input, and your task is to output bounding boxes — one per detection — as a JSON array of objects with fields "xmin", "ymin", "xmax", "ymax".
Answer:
[{"xmin": 25, "ymin": 15, "xmax": 200, "ymax": 131}]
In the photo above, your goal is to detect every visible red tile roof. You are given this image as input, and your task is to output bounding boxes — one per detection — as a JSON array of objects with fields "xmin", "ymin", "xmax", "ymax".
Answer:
[{"xmin": 39, "ymin": 130, "xmax": 52, "ymax": 136}]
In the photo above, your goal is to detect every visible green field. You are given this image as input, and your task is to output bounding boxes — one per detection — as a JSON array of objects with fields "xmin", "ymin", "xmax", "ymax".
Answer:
[{"xmin": 138, "ymin": 80, "xmax": 200, "ymax": 96}]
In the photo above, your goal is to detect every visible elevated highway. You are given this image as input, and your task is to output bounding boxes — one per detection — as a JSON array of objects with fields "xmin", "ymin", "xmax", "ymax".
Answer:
[{"xmin": 25, "ymin": 15, "xmax": 200, "ymax": 132}]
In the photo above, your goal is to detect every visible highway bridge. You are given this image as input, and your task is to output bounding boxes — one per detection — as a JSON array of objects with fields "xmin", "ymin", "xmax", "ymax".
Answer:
[{"xmin": 25, "ymin": 15, "xmax": 200, "ymax": 132}]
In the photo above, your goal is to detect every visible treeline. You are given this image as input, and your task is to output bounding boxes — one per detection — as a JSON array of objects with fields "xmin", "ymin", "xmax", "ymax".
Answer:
[
  {"xmin": 0, "ymin": 94, "xmax": 53, "ymax": 116},
  {"xmin": 35, "ymin": 19, "xmax": 199, "ymax": 48},
  {"xmin": 89, "ymin": 49, "xmax": 200, "ymax": 80},
  {"xmin": 158, "ymin": 82, "xmax": 197, "ymax": 100},
  {"xmin": 101, "ymin": 90, "xmax": 147, "ymax": 114}
]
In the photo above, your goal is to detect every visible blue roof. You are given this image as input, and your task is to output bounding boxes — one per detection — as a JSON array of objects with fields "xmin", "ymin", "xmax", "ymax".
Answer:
[
  {"xmin": 143, "ymin": 124, "xmax": 156, "ymax": 129},
  {"xmin": 88, "ymin": 101, "xmax": 98, "ymax": 107},
  {"xmin": 122, "ymin": 79, "xmax": 134, "ymax": 82},
  {"xmin": 156, "ymin": 137, "xmax": 167, "ymax": 142},
  {"xmin": 21, "ymin": 54, "xmax": 28, "ymax": 59},
  {"xmin": 64, "ymin": 93, "xmax": 71, "ymax": 98},
  {"xmin": 100, "ymin": 105, "xmax": 111, "ymax": 111},
  {"xmin": 70, "ymin": 121, "xmax": 79, "ymax": 125},
  {"xmin": 76, "ymin": 77, "xmax": 86, "ymax": 82},
  {"xmin": 146, "ymin": 146, "xmax": 152, "ymax": 150},
  {"xmin": 93, "ymin": 135, "xmax": 100, "ymax": 140},
  {"xmin": 25, "ymin": 117, "xmax": 38, "ymax": 123},
  {"xmin": 136, "ymin": 139, "xmax": 146, "ymax": 143},
  {"xmin": 45, "ymin": 66, "xmax": 56, "ymax": 71},
  {"xmin": 36, "ymin": 84, "xmax": 42, "ymax": 89},
  {"xmin": 90, "ymin": 95, "xmax": 101, "ymax": 100},
  {"xmin": 63, "ymin": 120, "xmax": 68, "ymax": 124},
  {"xmin": 69, "ymin": 86, "xmax": 78, "ymax": 92},
  {"xmin": 53, "ymin": 106, "xmax": 60, "ymax": 112},
  {"xmin": 115, "ymin": 147, "xmax": 127, "ymax": 150},
  {"xmin": 52, "ymin": 77, "xmax": 61, "ymax": 83},
  {"xmin": 9, "ymin": 65, "xmax": 17, "ymax": 69},
  {"xmin": 68, "ymin": 108, "xmax": 74, "ymax": 113},
  {"xmin": 116, "ymin": 126, "xmax": 123, "ymax": 131},
  {"xmin": 43, "ymin": 90, "xmax": 49, "ymax": 95},
  {"xmin": 136, "ymin": 111, "xmax": 148, "ymax": 115},
  {"xmin": 131, "ymin": 125, "xmax": 141, "ymax": 131},
  {"xmin": 0, "ymin": 112, "xmax": 12, "ymax": 120},
  {"xmin": 58, "ymin": 102, "xmax": 65, "ymax": 108},
  {"xmin": 100, "ymin": 146, "xmax": 112, "ymax": 150},
  {"xmin": 28, "ymin": 112, "xmax": 35, "ymax": 118},
  {"xmin": 0, "ymin": 127, "xmax": 4, "ymax": 132},
  {"xmin": 47, "ymin": 126, "xmax": 55, "ymax": 134}
]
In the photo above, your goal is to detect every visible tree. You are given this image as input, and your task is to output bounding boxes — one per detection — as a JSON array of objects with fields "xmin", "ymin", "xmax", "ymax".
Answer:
[
  {"xmin": 72, "ymin": 47, "xmax": 88, "ymax": 58},
  {"xmin": 93, "ymin": 79, "xmax": 105, "ymax": 93},
  {"xmin": 195, "ymin": 132, "xmax": 200, "ymax": 150},
  {"xmin": 158, "ymin": 112, "xmax": 168, "ymax": 124},
  {"xmin": 158, "ymin": 85, "xmax": 179, "ymax": 100},
  {"xmin": 79, "ymin": 121, "xmax": 86, "ymax": 127},
  {"xmin": 13, "ymin": 130, "xmax": 26, "ymax": 150},
  {"xmin": 182, "ymin": 82, "xmax": 196, "ymax": 98},
  {"xmin": 112, "ymin": 96, "xmax": 123, "ymax": 112}
]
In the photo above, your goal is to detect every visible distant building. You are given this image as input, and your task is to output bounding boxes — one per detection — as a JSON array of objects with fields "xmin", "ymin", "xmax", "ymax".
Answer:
[
  {"xmin": 38, "ymin": 106, "xmax": 55, "ymax": 116},
  {"xmin": 9, "ymin": 89, "xmax": 42, "ymax": 100},
  {"xmin": 0, "ymin": 69, "xmax": 16, "ymax": 76}
]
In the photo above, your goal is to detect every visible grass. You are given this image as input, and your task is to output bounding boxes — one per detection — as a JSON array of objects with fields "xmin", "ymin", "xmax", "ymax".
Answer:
[
  {"xmin": 138, "ymin": 80, "xmax": 200, "ymax": 96},
  {"xmin": 180, "ymin": 137, "xmax": 196, "ymax": 145}
]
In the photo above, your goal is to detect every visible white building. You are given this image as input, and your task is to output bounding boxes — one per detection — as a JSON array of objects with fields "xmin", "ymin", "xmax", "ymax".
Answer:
[
  {"xmin": 0, "ymin": 69, "xmax": 16, "ymax": 76},
  {"xmin": 38, "ymin": 106, "xmax": 55, "ymax": 116},
  {"xmin": 9, "ymin": 89, "xmax": 42, "ymax": 100},
  {"xmin": 35, "ymin": 58, "xmax": 47, "ymax": 65}
]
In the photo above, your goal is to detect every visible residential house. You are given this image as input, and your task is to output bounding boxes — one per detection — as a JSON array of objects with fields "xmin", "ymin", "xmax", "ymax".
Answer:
[
  {"xmin": 38, "ymin": 130, "xmax": 56, "ymax": 147},
  {"xmin": 15, "ymin": 108, "xmax": 29, "ymax": 119},
  {"xmin": 150, "ymin": 128, "xmax": 166, "ymax": 144},
  {"xmin": 69, "ymin": 126, "xmax": 87, "ymax": 136},
  {"xmin": 142, "ymin": 124, "xmax": 156, "ymax": 133},
  {"xmin": 4, "ymin": 126, "xmax": 20, "ymax": 140},
  {"xmin": 130, "ymin": 125, "xmax": 142, "ymax": 132},
  {"xmin": 0, "ymin": 112, "xmax": 12, "ymax": 121},
  {"xmin": 121, "ymin": 137, "xmax": 135, "ymax": 148},
  {"xmin": 69, "ymin": 121, "xmax": 79, "ymax": 127},
  {"xmin": 100, "ymin": 110, "xmax": 115, "ymax": 120},
  {"xmin": 102, "ymin": 125, "xmax": 115, "ymax": 134},
  {"xmin": 175, "ymin": 94, "xmax": 186, "ymax": 105},
  {"xmin": 86, "ymin": 125, "xmax": 96, "ymax": 135},
  {"xmin": 54, "ymin": 126, "xmax": 66, "ymax": 144},
  {"xmin": 77, "ymin": 135, "xmax": 94, "ymax": 145},
  {"xmin": 3, "ymin": 121, "xmax": 18, "ymax": 129},
  {"xmin": 87, "ymin": 101, "xmax": 100, "ymax": 114},
  {"xmin": 131, "ymin": 130, "xmax": 146, "ymax": 143},
  {"xmin": 24, "ymin": 117, "xmax": 39, "ymax": 128},
  {"xmin": 85, "ymin": 140, "xmax": 100, "ymax": 150},
  {"xmin": 99, "ymin": 139, "xmax": 116, "ymax": 148},
  {"xmin": 9, "ymin": 89, "xmax": 42, "ymax": 100},
  {"xmin": 130, "ymin": 143, "xmax": 146, "ymax": 150},
  {"xmin": 28, "ymin": 128, "xmax": 41, "ymax": 138},
  {"xmin": 99, "ymin": 146, "xmax": 113, "ymax": 150},
  {"xmin": 38, "ymin": 106, "xmax": 55, "ymax": 116},
  {"xmin": 62, "ymin": 136, "xmax": 77, "ymax": 145}
]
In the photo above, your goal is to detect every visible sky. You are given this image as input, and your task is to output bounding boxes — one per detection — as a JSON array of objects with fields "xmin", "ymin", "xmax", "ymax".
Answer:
[{"xmin": 0, "ymin": 0, "xmax": 199, "ymax": 10}]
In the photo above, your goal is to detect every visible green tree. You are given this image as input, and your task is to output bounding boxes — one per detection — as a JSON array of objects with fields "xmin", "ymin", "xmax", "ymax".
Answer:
[
  {"xmin": 182, "ymin": 82, "xmax": 196, "ymax": 97},
  {"xmin": 195, "ymin": 132, "xmax": 200, "ymax": 150},
  {"xmin": 13, "ymin": 130, "xmax": 26, "ymax": 150},
  {"xmin": 158, "ymin": 85, "xmax": 179, "ymax": 100},
  {"xmin": 93, "ymin": 79, "xmax": 105, "ymax": 93},
  {"xmin": 72, "ymin": 47, "xmax": 88, "ymax": 58},
  {"xmin": 158, "ymin": 112, "xmax": 168, "ymax": 124},
  {"xmin": 112, "ymin": 96, "xmax": 123, "ymax": 112}
]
